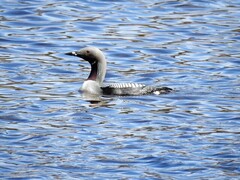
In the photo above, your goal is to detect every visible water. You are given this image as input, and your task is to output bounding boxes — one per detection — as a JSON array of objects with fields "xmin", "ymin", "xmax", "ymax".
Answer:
[{"xmin": 1, "ymin": 0, "xmax": 240, "ymax": 179}]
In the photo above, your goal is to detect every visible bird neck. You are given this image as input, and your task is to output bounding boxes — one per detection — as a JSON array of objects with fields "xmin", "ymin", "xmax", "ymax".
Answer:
[{"xmin": 87, "ymin": 59, "xmax": 106, "ymax": 85}]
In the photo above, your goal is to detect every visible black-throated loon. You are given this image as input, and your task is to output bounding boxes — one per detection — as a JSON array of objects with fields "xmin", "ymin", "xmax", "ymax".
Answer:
[{"xmin": 65, "ymin": 47, "xmax": 172, "ymax": 96}]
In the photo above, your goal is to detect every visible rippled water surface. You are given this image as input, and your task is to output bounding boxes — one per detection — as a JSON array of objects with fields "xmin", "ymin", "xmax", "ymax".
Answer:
[{"xmin": 1, "ymin": 0, "xmax": 240, "ymax": 179}]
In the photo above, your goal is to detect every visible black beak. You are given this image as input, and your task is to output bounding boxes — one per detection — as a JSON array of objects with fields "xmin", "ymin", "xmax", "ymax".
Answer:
[{"xmin": 65, "ymin": 51, "xmax": 78, "ymax": 56}]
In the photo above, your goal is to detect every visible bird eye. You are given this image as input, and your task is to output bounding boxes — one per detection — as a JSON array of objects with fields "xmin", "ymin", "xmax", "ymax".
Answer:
[{"xmin": 86, "ymin": 50, "xmax": 90, "ymax": 53}]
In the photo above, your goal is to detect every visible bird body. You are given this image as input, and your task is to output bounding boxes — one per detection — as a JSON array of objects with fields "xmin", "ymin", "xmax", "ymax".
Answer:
[{"xmin": 65, "ymin": 47, "xmax": 172, "ymax": 96}]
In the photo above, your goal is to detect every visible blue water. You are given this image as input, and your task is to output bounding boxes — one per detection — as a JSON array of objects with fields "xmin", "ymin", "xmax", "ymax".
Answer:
[{"xmin": 1, "ymin": 0, "xmax": 240, "ymax": 179}]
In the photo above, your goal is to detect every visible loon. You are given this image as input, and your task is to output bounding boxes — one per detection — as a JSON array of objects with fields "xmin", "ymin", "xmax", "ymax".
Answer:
[{"xmin": 65, "ymin": 47, "xmax": 172, "ymax": 96}]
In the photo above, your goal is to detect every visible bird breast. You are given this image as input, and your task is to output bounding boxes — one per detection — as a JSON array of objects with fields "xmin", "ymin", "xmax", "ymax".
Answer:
[{"xmin": 81, "ymin": 80, "xmax": 102, "ymax": 94}]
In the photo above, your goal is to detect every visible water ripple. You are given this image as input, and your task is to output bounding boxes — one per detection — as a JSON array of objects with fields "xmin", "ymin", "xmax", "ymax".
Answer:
[{"xmin": 0, "ymin": 0, "xmax": 240, "ymax": 179}]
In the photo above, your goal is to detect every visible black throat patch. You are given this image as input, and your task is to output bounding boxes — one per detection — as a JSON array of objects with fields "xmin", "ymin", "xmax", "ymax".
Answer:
[{"xmin": 87, "ymin": 61, "xmax": 98, "ymax": 80}]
